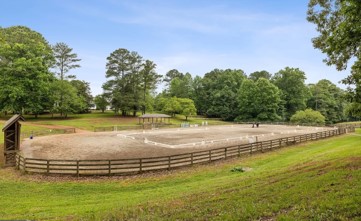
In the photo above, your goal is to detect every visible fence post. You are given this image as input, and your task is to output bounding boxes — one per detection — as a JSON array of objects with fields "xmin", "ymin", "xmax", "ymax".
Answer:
[
  {"xmin": 209, "ymin": 150, "xmax": 212, "ymax": 162},
  {"xmin": 224, "ymin": 148, "xmax": 227, "ymax": 158},
  {"xmin": 76, "ymin": 160, "xmax": 79, "ymax": 177},
  {"xmin": 24, "ymin": 158, "xmax": 27, "ymax": 172},
  {"xmin": 191, "ymin": 153, "xmax": 194, "ymax": 165},
  {"xmin": 139, "ymin": 159, "xmax": 143, "ymax": 173},
  {"xmin": 238, "ymin": 145, "xmax": 241, "ymax": 156},
  {"xmin": 261, "ymin": 142, "xmax": 263, "ymax": 152},
  {"xmin": 47, "ymin": 160, "xmax": 49, "ymax": 174},
  {"xmin": 168, "ymin": 156, "xmax": 171, "ymax": 170},
  {"xmin": 250, "ymin": 144, "xmax": 253, "ymax": 155},
  {"xmin": 108, "ymin": 160, "xmax": 111, "ymax": 176}
]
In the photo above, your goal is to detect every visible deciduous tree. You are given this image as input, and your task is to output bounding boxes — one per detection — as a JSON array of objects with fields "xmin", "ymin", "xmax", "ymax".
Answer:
[
  {"xmin": 94, "ymin": 94, "xmax": 109, "ymax": 113},
  {"xmin": 198, "ymin": 69, "xmax": 246, "ymax": 120},
  {"xmin": 178, "ymin": 98, "xmax": 197, "ymax": 120},
  {"xmin": 307, "ymin": 0, "xmax": 361, "ymax": 117},
  {"xmin": 307, "ymin": 79, "xmax": 346, "ymax": 123},
  {"xmin": 272, "ymin": 67, "xmax": 310, "ymax": 120},
  {"xmin": 70, "ymin": 80, "xmax": 93, "ymax": 113},
  {"xmin": 237, "ymin": 78, "xmax": 281, "ymax": 121},
  {"xmin": 248, "ymin": 70, "xmax": 272, "ymax": 81},
  {"xmin": 0, "ymin": 26, "xmax": 54, "ymax": 116}
]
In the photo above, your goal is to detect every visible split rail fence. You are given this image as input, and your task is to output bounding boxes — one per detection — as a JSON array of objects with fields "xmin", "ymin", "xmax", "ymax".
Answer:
[{"xmin": 15, "ymin": 127, "xmax": 355, "ymax": 176}]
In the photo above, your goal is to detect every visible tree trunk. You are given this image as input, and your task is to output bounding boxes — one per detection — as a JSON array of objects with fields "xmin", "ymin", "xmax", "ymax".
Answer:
[{"xmin": 143, "ymin": 86, "xmax": 147, "ymax": 115}]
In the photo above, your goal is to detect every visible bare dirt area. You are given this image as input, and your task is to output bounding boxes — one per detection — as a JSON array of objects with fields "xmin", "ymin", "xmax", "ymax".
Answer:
[{"xmin": 20, "ymin": 124, "xmax": 333, "ymax": 160}]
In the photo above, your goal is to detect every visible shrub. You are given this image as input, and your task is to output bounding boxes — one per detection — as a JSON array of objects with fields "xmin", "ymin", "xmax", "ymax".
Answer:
[{"xmin": 290, "ymin": 108, "xmax": 325, "ymax": 125}]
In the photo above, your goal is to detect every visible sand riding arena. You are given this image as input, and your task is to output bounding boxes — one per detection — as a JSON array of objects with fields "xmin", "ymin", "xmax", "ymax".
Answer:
[{"xmin": 17, "ymin": 124, "xmax": 348, "ymax": 176}]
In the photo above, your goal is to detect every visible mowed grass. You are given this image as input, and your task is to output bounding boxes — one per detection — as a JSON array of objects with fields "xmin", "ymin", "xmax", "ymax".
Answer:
[{"xmin": 0, "ymin": 129, "xmax": 359, "ymax": 220}]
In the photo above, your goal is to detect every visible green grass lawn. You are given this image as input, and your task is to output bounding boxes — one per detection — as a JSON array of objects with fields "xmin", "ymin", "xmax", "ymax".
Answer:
[{"xmin": 0, "ymin": 129, "xmax": 359, "ymax": 220}]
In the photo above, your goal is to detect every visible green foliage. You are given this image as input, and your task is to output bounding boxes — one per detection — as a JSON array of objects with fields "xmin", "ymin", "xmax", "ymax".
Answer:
[
  {"xmin": 163, "ymin": 69, "xmax": 184, "ymax": 85},
  {"xmin": 52, "ymin": 42, "xmax": 81, "ymax": 80},
  {"xmin": 156, "ymin": 96, "xmax": 197, "ymax": 119},
  {"xmin": 0, "ymin": 26, "xmax": 54, "ymax": 115},
  {"xmin": 178, "ymin": 98, "xmax": 197, "ymax": 120},
  {"xmin": 272, "ymin": 67, "xmax": 310, "ymax": 120},
  {"xmin": 49, "ymin": 80, "xmax": 86, "ymax": 118},
  {"xmin": 290, "ymin": 108, "xmax": 325, "ymax": 125},
  {"xmin": 307, "ymin": 79, "xmax": 347, "ymax": 123},
  {"xmin": 198, "ymin": 69, "xmax": 246, "ymax": 120},
  {"xmin": 307, "ymin": 0, "xmax": 361, "ymax": 117},
  {"xmin": 70, "ymin": 80, "xmax": 93, "ymax": 113},
  {"xmin": 162, "ymin": 97, "xmax": 182, "ymax": 117},
  {"xmin": 238, "ymin": 78, "xmax": 281, "ymax": 121},
  {"xmin": 248, "ymin": 70, "xmax": 272, "ymax": 81},
  {"xmin": 94, "ymin": 94, "xmax": 109, "ymax": 113},
  {"xmin": 139, "ymin": 60, "xmax": 161, "ymax": 114},
  {"xmin": 103, "ymin": 49, "xmax": 160, "ymax": 116},
  {"xmin": 168, "ymin": 73, "xmax": 194, "ymax": 99},
  {"xmin": 230, "ymin": 167, "xmax": 246, "ymax": 172}
]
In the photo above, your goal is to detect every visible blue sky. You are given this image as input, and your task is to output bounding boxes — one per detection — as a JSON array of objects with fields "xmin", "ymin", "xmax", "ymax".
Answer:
[{"xmin": 1, "ymin": 0, "xmax": 350, "ymax": 95}]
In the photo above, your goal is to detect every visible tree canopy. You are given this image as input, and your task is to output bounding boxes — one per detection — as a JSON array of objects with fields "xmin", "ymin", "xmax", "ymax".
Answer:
[
  {"xmin": 307, "ymin": 0, "xmax": 361, "ymax": 117},
  {"xmin": 103, "ymin": 48, "xmax": 160, "ymax": 116},
  {"xmin": 52, "ymin": 42, "xmax": 81, "ymax": 80},
  {"xmin": 307, "ymin": 79, "xmax": 346, "ymax": 123},
  {"xmin": 237, "ymin": 78, "xmax": 281, "ymax": 121},
  {"xmin": 272, "ymin": 67, "xmax": 310, "ymax": 120},
  {"xmin": 0, "ymin": 26, "xmax": 54, "ymax": 115}
]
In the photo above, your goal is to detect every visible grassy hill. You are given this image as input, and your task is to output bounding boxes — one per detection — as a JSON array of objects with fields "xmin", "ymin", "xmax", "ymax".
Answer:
[{"xmin": 0, "ymin": 129, "xmax": 359, "ymax": 220}]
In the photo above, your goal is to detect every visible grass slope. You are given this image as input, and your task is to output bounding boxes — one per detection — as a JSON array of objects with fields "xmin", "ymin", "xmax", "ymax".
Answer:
[{"xmin": 0, "ymin": 129, "xmax": 359, "ymax": 220}]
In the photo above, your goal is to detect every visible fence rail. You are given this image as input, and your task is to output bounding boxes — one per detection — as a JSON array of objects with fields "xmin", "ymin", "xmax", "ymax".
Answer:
[{"xmin": 16, "ymin": 127, "xmax": 355, "ymax": 176}]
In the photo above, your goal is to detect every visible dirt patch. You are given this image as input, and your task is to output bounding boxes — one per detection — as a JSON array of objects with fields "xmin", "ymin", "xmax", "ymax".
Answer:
[{"xmin": 20, "ymin": 125, "xmax": 333, "ymax": 160}]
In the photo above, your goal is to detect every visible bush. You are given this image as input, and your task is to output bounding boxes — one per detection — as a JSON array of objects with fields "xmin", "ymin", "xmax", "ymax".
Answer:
[{"xmin": 290, "ymin": 108, "xmax": 325, "ymax": 125}]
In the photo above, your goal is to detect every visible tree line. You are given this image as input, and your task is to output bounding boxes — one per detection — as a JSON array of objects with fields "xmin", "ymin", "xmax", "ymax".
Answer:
[
  {"xmin": 1, "ymin": 24, "xmax": 359, "ymax": 123},
  {"xmin": 153, "ymin": 68, "xmax": 353, "ymax": 124}
]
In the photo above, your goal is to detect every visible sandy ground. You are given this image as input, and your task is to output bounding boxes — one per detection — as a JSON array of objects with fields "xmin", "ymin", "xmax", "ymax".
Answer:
[{"xmin": 20, "ymin": 124, "xmax": 333, "ymax": 160}]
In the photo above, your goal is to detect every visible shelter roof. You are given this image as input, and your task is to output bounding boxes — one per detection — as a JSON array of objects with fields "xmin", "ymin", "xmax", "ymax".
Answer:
[{"xmin": 2, "ymin": 114, "xmax": 25, "ymax": 132}]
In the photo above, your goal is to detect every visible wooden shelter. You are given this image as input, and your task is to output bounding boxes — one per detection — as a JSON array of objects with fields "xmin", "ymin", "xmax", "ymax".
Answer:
[
  {"xmin": 2, "ymin": 114, "xmax": 25, "ymax": 166},
  {"xmin": 138, "ymin": 114, "xmax": 171, "ymax": 124}
]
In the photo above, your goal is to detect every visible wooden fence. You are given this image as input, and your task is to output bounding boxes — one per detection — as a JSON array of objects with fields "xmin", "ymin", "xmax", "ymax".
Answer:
[{"xmin": 15, "ymin": 127, "xmax": 355, "ymax": 176}]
